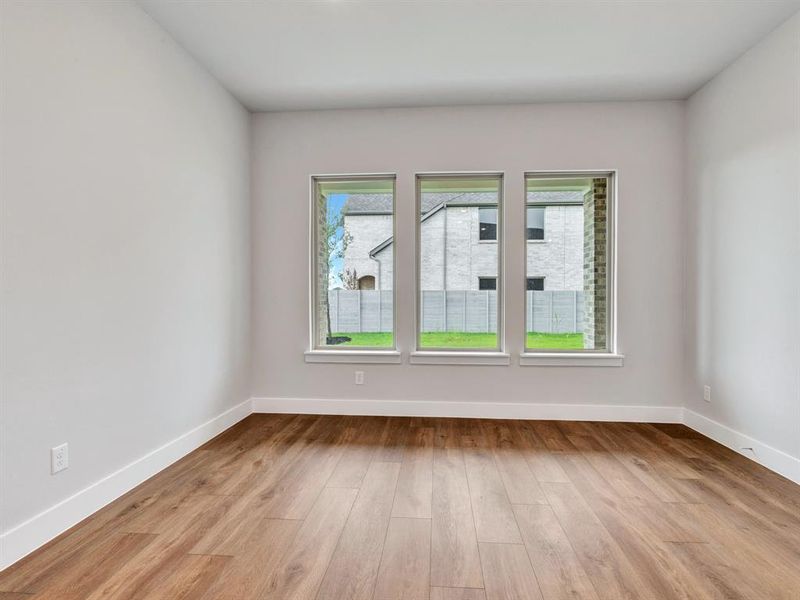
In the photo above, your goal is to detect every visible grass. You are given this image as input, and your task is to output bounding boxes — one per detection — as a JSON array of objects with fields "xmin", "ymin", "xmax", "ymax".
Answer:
[
  {"xmin": 331, "ymin": 331, "xmax": 584, "ymax": 349},
  {"xmin": 525, "ymin": 332, "xmax": 583, "ymax": 349}
]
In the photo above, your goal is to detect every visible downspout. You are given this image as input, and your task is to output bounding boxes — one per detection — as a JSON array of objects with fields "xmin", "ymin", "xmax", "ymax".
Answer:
[
  {"xmin": 371, "ymin": 254, "xmax": 382, "ymax": 330},
  {"xmin": 443, "ymin": 203, "xmax": 447, "ymax": 290},
  {"xmin": 370, "ymin": 254, "xmax": 382, "ymax": 290},
  {"xmin": 443, "ymin": 204, "xmax": 448, "ymax": 331}
]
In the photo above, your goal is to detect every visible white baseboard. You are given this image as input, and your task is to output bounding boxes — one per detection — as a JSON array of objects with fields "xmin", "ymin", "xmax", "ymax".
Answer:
[
  {"xmin": 683, "ymin": 409, "xmax": 800, "ymax": 485},
  {"xmin": 251, "ymin": 396, "xmax": 684, "ymax": 423},
  {"xmin": 0, "ymin": 398, "xmax": 252, "ymax": 571}
]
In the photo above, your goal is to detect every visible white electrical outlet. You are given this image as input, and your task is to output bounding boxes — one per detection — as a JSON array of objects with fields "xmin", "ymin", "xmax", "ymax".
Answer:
[
  {"xmin": 355, "ymin": 371, "xmax": 364, "ymax": 385},
  {"xmin": 703, "ymin": 385, "xmax": 712, "ymax": 402},
  {"xmin": 51, "ymin": 443, "xmax": 69, "ymax": 474}
]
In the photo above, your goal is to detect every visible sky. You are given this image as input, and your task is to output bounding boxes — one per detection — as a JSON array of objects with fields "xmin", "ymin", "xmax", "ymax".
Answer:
[{"xmin": 327, "ymin": 193, "xmax": 347, "ymax": 289}]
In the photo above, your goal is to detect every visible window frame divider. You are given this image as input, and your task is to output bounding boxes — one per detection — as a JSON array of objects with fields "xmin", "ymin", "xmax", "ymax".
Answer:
[
  {"xmin": 522, "ymin": 169, "xmax": 618, "ymax": 356},
  {"xmin": 413, "ymin": 171, "xmax": 506, "ymax": 354},
  {"xmin": 308, "ymin": 173, "xmax": 398, "ymax": 353}
]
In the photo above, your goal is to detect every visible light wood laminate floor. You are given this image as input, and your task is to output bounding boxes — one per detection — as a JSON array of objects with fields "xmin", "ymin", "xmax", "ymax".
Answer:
[{"xmin": 1, "ymin": 415, "xmax": 799, "ymax": 599}]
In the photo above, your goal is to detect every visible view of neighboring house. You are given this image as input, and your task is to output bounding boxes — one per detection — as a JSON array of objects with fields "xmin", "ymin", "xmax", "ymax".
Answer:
[{"xmin": 342, "ymin": 191, "xmax": 583, "ymax": 291}]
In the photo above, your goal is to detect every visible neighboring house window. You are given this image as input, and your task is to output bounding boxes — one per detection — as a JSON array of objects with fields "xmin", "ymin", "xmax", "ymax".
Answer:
[
  {"xmin": 417, "ymin": 173, "xmax": 503, "ymax": 351},
  {"xmin": 526, "ymin": 277, "xmax": 544, "ymax": 291},
  {"xmin": 479, "ymin": 277, "xmax": 497, "ymax": 290},
  {"xmin": 479, "ymin": 207, "xmax": 497, "ymax": 241},
  {"xmin": 526, "ymin": 207, "xmax": 545, "ymax": 240},
  {"xmin": 311, "ymin": 175, "xmax": 395, "ymax": 349},
  {"xmin": 358, "ymin": 275, "xmax": 375, "ymax": 290},
  {"xmin": 525, "ymin": 172, "xmax": 614, "ymax": 353}
]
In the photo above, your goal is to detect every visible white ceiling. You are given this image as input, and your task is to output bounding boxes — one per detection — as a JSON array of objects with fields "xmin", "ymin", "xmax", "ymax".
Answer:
[{"xmin": 138, "ymin": 0, "xmax": 800, "ymax": 112}]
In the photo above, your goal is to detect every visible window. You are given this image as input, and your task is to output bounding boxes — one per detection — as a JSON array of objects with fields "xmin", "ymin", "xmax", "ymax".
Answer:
[
  {"xmin": 358, "ymin": 275, "xmax": 375, "ymax": 290},
  {"xmin": 311, "ymin": 175, "xmax": 395, "ymax": 349},
  {"xmin": 478, "ymin": 277, "xmax": 497, "ymax": 290},
  {"xmin": 525, "ymin": 172, "xmax": 613, "ymax": 352},
  {"xmin": 417, "ymin": 173, "xmax": 503, "ymax": 351},
  {"xmin": 526, "ymin": 207, "xmax": 545, "ymax": 240},
  {"xmin": 526, "ymin": 277, "xmax": 544, "ymax": 291},
  {"xmin": 479, "ymin": 207, "xmax": 497, "ymax": 240}
]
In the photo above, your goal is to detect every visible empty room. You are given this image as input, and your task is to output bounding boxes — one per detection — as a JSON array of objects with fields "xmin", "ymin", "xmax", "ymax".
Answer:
[{"xmin": 2, "ymin": 1, "xmax": 799, "ymax": 598}]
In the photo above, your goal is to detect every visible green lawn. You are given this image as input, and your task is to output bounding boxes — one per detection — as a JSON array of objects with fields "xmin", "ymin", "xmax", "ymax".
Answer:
[
  {"xmin": 331, "ymin": 331, "xmax": 583, "ymax": 349},
  {"xmin": 526, "ymin": 332, "xmax": 583, "ymax": 349}
]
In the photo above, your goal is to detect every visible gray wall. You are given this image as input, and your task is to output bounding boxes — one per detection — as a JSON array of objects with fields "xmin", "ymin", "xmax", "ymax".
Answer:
[
  {"xmin": 684, "ymin": 13, "xmax": 800, "ymax": 465},
  {"xmin": 252, "ymin": 101, "xmax": 686, "ymax": 407},
  {"xmin": 1, "ymin": 0, "xmax": 251, "ymax": 550}
]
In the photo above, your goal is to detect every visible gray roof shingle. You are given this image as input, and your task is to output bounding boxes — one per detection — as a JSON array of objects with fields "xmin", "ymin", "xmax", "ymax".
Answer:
[
  {"xmin": 343, "ymin": 192, "xmax": 487, "ymax": 215},
  {"xmin": 342, "ymin": 190, "xmax": 582, "ymax": 215},
  {"xmin": 526, "ymin": 190, "xmax": 585, "ymax": 205}
]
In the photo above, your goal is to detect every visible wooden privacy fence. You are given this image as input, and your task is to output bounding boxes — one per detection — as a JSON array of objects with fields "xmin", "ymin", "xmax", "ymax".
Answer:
[{"xmin": 328, "ymin": 289, "xmax": 584, "ymax": 334}]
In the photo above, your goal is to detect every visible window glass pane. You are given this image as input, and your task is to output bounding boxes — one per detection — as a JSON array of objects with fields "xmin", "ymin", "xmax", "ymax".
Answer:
[
  {"xmin": 314, "ymin": 177, "xmax": 394, "ymax": 348},
  {"xmin": 478, "ymin": 277, "xmax": 497, "ymax": 290},
  {"xmin": 418, "ymin": 175, "xmax": 502, "ymax": 350},
  {"xmin": 526, "ymin": 207, "xmax": 545, "ymax": 240},
  {"xmin": 479, "ymin": 207, "xmax": 497, "ymax": 240},
  {"xmin": 525, "ymin": 174, "xmax": 611, "ymax": 351},
  {"xmin": 526, "ymin": 277, "xmax": 544, "ymax": 291}
]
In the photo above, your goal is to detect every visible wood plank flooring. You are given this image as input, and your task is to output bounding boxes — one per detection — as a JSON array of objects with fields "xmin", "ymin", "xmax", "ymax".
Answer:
[{"xmin": 2, "ymin": 415, "xmax": 799, "ymax": 599}]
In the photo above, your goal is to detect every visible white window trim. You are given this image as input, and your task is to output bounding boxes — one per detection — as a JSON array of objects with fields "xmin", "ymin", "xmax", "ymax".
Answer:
[
  {"xmin": 523, "ymin": 170, "xmax": 619, "ymax": 358},
  {"xmin": 410, "ymin": 351, "xmax": 511, "ymax": 366},
  {"xmin": 415, "ymin": 172, "xmax": 506, "ymax": 355},
  {"xmin": 305, "ymin": 350, "xmax": 402, "ymax": 364},
  {"xmin": 304, "ymin": 170, "xmax": 619, "ymax": 367},
  {"xmin": 519, "ymin": 352, "xmax": 624, "ymax": 367},
  {"xmin": 308, "ymin": 173, "xmax": 398, "ymax": 354}
]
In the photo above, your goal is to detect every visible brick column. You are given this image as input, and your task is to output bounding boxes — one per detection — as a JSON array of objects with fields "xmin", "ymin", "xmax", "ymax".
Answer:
[
  {"xmin": 316, "ymin": 193, "xmax": 330, "ymax": 346},
  {"xmin": 583, "ymin": 178, "xmax": 607, "ymax": 350}
]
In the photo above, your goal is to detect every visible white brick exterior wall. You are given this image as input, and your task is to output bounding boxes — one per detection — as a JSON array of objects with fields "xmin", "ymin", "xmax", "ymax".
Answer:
[
  {"xmin": 419, "ymin": 209, "xmax": 445, "ymax": 290},
  {"xmin": 444, "ymin": 206, "xmax": 497, "ymax": 290},
  {"xmin": 346, "ymin": 205, "xmax": 582, "ymax": 291},
  {"xmin": 342, "ymin": 213, "xmax": 392, "ymax": 288},
  {"xmin": 527, "ymin": 205, "xmax": 583, "ymax": 290}
]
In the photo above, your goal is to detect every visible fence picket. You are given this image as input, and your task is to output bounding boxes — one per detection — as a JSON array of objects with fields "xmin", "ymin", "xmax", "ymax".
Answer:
[{"xmin": 325, "ymin": 289, "xmax": 583, "ymax": 333}]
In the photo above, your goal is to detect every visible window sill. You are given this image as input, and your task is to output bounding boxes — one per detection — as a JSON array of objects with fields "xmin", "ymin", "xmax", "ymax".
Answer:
[
  {"xmin": 410, "ymin": 351, "xmax": 511, "ymax": 366},
  {"xmin": 519, "ymin": 353, "xmax": 624, "ymax": 367},
  {"xmin": 304, "ymin": 350, "xmax": 402, "ymax": 364}
]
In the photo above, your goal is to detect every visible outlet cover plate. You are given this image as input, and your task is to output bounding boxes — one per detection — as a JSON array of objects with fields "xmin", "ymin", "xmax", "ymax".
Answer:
[{"xmin": 51, "ymin": 443, "xmax": 68, "ymax": 474}]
